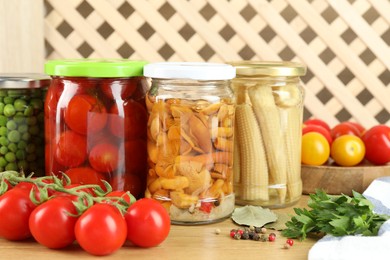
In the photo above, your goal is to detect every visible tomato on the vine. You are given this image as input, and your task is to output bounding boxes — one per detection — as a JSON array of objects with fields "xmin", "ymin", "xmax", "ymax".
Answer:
[
  {"xmin": 125, "ymin": 198, "xmax": 170, "ymax": 248},
  {"xmin": 29, "ymin": 196, "xmax": 78, "ymax": 249},
  {"xmin": 105, "ymin": 190, "xmax": 136, "ymax": 205},
  {"xmin": 64, "ymin": 94, "xmax": 108, "ymax": 135},
  {"xmin": 0, "ymin": 188, "xmax": 37, "ymax": 240},
  {"xmin": 362, "ymin": 125, "xmax": 390, "ymax": 165},
  {"xmin": 75, "ymin": 203, "xmax": 127, "ymax": 256},
  {"xmin": 89, "ymin": 142, "xmax": 120, "ymax": 172},
  {"xmin": 330, "ymin": 135, "xmax": 365, "ymax": 166},
  {"xmin": 301, "ymin": 132, "xmax": 330, "ymax": 166},
  {"xmin": 55, "ymin": 130, "xmax": 87, "ymax": 167}
]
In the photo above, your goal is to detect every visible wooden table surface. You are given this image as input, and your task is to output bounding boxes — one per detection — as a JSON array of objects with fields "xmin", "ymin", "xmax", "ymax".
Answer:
[{"xmin": 0, "ymin": 196, "xmax": 317, "ymax": 260}]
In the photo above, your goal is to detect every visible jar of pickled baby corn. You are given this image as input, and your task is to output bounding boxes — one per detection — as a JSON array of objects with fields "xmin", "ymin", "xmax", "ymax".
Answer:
[
  {"xmin": 143, "ymin": 62, "xmax": 236, "ymax": 224},
  {"xmin": 229, "ymin": 61, "xmax": 306, "ymax": 208},
  {"xmin": 44, "ymin": 59, "xmax": 149, "ymax": 198}
]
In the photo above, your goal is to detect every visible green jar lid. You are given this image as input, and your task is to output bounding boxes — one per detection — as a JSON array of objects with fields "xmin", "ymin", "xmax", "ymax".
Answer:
[{"xmin": 45, "ymin": 59, "xmax": 148, "ymax": 78}]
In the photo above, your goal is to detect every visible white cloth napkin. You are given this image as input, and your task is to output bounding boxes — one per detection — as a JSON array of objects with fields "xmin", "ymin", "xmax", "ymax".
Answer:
[{"xmin": 308, "ymin": 177, "xmax": 390, "ymax": 260}]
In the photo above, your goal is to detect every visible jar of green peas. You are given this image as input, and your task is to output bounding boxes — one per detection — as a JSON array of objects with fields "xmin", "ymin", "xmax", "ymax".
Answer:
[{"xmin": 0, "ymin": 74, "xmax": 50, "ymax": 176}]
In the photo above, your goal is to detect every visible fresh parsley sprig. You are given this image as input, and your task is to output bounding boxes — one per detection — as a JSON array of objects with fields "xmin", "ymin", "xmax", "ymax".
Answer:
[{"xmin": 282, "ymin": 190, "xmax": 390, "ymax": 240}]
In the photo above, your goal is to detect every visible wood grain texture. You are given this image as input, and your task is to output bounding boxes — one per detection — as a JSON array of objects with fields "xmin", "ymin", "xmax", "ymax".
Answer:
[
  {"xmin": 302, "ymin": 163, "xmax": 390, "ymax": 195},
  {"xmin": 0, "ymin": 0, "xmax": 44, "ymax": 73}
]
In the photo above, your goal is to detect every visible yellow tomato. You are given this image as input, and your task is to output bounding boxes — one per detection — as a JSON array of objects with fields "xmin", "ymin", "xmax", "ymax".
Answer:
[
  {"xmin": 301, "ymin": 132, "xmax": 330, "ymax": 166},
  {"xmin": 330, "ymin": 135, "xmax": 365, "ymax": 166}
]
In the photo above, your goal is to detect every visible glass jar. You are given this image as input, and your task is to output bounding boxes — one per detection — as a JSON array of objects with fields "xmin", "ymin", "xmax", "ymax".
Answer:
[
  {"xmin": 0, "ymin": 74, "xmax": 49, "ymax": 176},
  {"xmin": 44, "ymin": 59, "xmax": 149, "ymax": 198},
  {"xmin": 229, "ymin": 61, "xmax": 306, "ymax": 208},
  {"xmin": 143, "ymin": 62, "xmax": 236, "ymax": 224}
]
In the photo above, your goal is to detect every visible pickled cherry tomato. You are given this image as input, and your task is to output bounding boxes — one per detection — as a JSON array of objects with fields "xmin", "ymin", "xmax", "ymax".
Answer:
[
  {"xmin": 100, "ymin": 79, "xmax": 137, "ymax": 100},
  {"xmin": 111, "ymin": 174, "xmax": 142, "ymax": 199},
  {"xmin": 89, "ymin": 142, "xmax": 120, "ymax": 172},
  {"xmin": 65, "ymin": 167, "xmax": 107, "ymax": 190},
  {"xmin": 55, "ymin": 131, "xmax": 87, "ymax": 167},
  {"xmin": 64, "ymin": 94, "xmax": 108, "ymax": 135},
  {"xmin": 109, "ymin": 99, "xmax": 147, "ymax": 140}
]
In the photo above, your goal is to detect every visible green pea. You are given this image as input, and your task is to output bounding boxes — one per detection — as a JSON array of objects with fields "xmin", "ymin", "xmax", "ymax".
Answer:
[
  {"xmin": 0, "ymin": 115, "xmax": 7, "ymax": 126},
  {"xmin": 0, "ymin": 136, "xmax": 9, "ymax": 146},
  {"xmin": 8, "ymin": 143, "xmax": 17, "ymax": 153},
  {"xmin": 26, "ymin": 143, "xmax": 35, "ymax": 153},
  {"xmin": 14, "ymin": 115, "xmax": 26, "ymax": 125},
  {"xmin": 6, "ymin": 120, "xmax": 17, "ymax": 131},
  {"xmin": 17, "ymin": 160, "xmax": 28, "ymax": 171},
  {"xmin": 28, "ymin": 125, "xmax": 39, "ymax": 136},
  {"xmin": 3, "ymin": 96, "xmax": 14, "ymax": 105},
  {"xmin": 30, "ymin": 98, "xmax": 43, "ymax": 110},
  {"xmin": 23, "ymin": 105, "xmax": 34, "ymax": 117},
  {"xmin": 0, "ymin": 90, "xmax": 7, "ymax": 97},
  {"xmin": 17, "ymin": 140, "xmax": 27, "ymax": 150},
  {"xmin": 14, "ymin": 99, "xmax": 27, "ymax": 112},
  {"xmin": 8, "ymin": 130, "xmax": 21, "ymax": 143},
  {"xmin": 0, "ymin": 157, "xmax": 7, "ymax": 167},
  {"xmin": 5, "ymin": 152, "xmax": 16, "ymax": 162},
  {"xmin": 22, "ymin": 132, "xmax": 30, "ymax": 141},
  {"xmin": 5, "ymin": 162, "xmax": 18, "ymax": 171},
  {"xmin": 3, "ymin": 104, "xmax": 15, "ymax": 117},
  {"xmin": 0, "ymin": 146, "xmax": 8, "ymax": 155},
  {"xmin": 37, "ymin": 112, "xmax": 44, "ymax": 123},
  {"xmin": 0, "ymin": 126, "xmax": 7, "ymax": 136},
  {"xmin": 16, "ymin": 149, "xmax": 26, "ymax": 160},
  {"xmin": 26, "ymin": 116, "xmax": 37, "ymax": 126},
  {"xmin": 7, "ymin": 89, "xmax": 27, "ymax": 97},
  {"xmin": 0, "ymin": 102, "xmax": 4, "ymax": 115},
  {"xmin": 17, "ymin": 124, "xmax": 28, "ymax": 133}
]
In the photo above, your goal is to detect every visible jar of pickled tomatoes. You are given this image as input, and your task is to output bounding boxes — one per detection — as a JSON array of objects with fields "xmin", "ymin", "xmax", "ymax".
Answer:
[
  {"xmin": 143, "ymin": 62, "xmax": 236, "ymax": 224},
  {"xmin": 229, "ymin": 61, "xmax": 306, "ymax": 208},
  {"xmin": 44, "ymin": 59, "xmax": 149, "ymax": 198}
]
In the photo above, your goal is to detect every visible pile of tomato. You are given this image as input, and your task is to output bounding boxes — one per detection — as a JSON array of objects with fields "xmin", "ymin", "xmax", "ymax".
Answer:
[
  {"xmin": 301, "ymin": 119, "xmax": 390, "ymax": 166},
  {"xmin": 0, "ymin": 172, "xmax": 171, "ymax": 256}
]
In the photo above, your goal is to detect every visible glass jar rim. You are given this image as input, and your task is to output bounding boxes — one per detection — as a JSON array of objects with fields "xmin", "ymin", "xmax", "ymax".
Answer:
[
  {"xmin": 0, "ymin": 73, "xmax": 50, "ymax": 89},
  {"xmin": 229, "ymin": 61, "xmax": 306, "ymax": 77},
  {"xmin": 144, "ymin": 62, "xmax": 236, "ymax": 80},
  {"xmin": 45, "ymin": 59, "xmax": 148, "ymax": 78}
]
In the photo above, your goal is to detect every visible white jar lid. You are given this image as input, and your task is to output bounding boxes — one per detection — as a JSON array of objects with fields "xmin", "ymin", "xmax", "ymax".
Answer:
[{"xmin": 143, "ymin": 62, "xmax": 236, "ymax": 80}]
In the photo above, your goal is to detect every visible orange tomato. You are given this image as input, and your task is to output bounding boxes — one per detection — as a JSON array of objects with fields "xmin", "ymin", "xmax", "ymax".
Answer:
[
  {"xmin": 301, "ymin": 132, "xmax": 330, "ymax": 166},
  {"xmin": 330, "ymin": 135, "xmax": 365, "ymax": 166}
]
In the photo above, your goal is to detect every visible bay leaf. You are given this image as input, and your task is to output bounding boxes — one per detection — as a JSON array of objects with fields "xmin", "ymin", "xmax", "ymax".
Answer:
[
  {"xmin": 231, "ymin": 205, "xmax": 277, "ymax": 227},
  {"xmin": 264, "ymin": 212, "xmax": 291, "ymax": 230}
]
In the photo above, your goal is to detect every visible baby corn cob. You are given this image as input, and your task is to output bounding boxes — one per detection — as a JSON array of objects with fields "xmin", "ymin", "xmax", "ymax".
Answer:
[
  {"xmin": 233, "ymin": 134, "xmax": 241, "ymax": 196},
  {"xmin": 283, "ymin": 107, "xmax": 303, "ymax": 201},
  {"xmin": 235, "ymin": 104, "xmax": 269, "ymax": 201},
  {"xmin": 248, "ymin": 85, "xmax": 287, "ymax": 203}
]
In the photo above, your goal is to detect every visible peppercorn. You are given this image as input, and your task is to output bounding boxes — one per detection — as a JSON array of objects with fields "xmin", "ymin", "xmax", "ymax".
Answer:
[
  {"xmin": 234, "ymin": 232, "xmax": 241, "ymax": 240},
  {"xmin": 268, "ymin": 233, "xmax": 276, "ymax": 242},
  {"xmin": 254, "ymin": 226, "xmax": 262, "ymax": 233},
  {"xmin": 286, "ymin": 238, "xmax": 294, "ymax": 246},
  {"xmin": 230, "ymin": 229, "xmax": 237, "ymax": 238},
  {"xmin": 241, "ymin": 231, "xmax": 250, "ymax": 240},
  {"xmin": 252, "ymin": 233, "xmax": 260, "ymax": 241},
  {"xmin": 283, "ymin": 243, "xmax": 291, "ymax": 249},
  {"xmin": 260, "ymin": 234, "xmax": 267, "ymax": 242}
]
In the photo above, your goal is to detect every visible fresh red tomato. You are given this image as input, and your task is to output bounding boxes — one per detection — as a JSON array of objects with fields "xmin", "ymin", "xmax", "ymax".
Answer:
[
  {"xmin": 0, "ymin": 188, "xmax": 37, "ymax": 240},
  {"xmin": 29, "ymin": 196, "xmax": 78, "ymax": 249},
  {"xmin": 64, "ymin": 94, "xmax": 108, "ymax": 135},
  {"xmin": 344, "ymin": 121, "xmax": 365, "ymax": 136},
  {"xmin": 105, "ymin": 190, "xmax": 136, "ymax": 205},
  {"xmin": 100, "ymin": 79, "xmax": 137, "ymax": 100},
  {"xmin": 75, "ymin": 203, "xmax": 127, "ymax": 256},
  {"xmin": 109, "ymin": 99, "xmax": 147, "ymax": 140},
  {"xmin": 110, "ymin": 174, "xmax": 142, "ymax": 199},
  {"xmin": 55, "ymin": 130, "xmax": 87, "ymax": 167},
  {"xmin": 303, "ymin": 119, "xmax": 331, "ymax": 132},
  {"xmin": 302, "ymin": 124, "xmax": 333, "ymax": 145},
  {"xmin": 65, "ymin": 167, "xmax": 107, "ymax": 189},
  {"xmin": 125, "ymin": 198, "xmax": 170, "ymax": 248},
  {"xmin": 89, "ymin": 142, "xmax": 120, "ymax": 172},
  {"xmin": 330, "ymin": 122, "xmax": 360, "ymax": 140},
  {"xmin": 362, "ymin": 125, "xmax": 390, "ymax": 165}
]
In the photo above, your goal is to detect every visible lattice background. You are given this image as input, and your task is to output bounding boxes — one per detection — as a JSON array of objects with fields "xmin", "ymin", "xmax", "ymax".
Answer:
[{"xmin": 44, "ymin": 0, "xmax": 390, "ymax": 128}]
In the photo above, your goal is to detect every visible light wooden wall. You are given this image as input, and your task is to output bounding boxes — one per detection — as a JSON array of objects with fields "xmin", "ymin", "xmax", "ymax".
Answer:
[
  {"xmin": 2, "ymin": 0, "xmax": 390, "ymax": 128},
  {"xmin": 0, "ymin": 0, "xmax": 45, "ymax": 73}
]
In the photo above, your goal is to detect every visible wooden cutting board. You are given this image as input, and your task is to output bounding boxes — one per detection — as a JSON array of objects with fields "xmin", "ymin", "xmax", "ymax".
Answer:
[{"xmin": 301, "ymin": 161, "xmax": 390, "ymax": 195}]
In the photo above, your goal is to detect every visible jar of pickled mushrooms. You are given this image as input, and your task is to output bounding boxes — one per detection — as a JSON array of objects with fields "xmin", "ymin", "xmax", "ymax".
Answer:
[
  {"xmin": 144, "ymin": 62, "xmax": 236, "ymax": 224},
  {"xmin": 230, "ymin": 61, "xmax": 306, "ymax": 208}
]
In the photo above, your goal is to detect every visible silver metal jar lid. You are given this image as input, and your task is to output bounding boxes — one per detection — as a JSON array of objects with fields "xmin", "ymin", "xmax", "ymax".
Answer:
[{"xmin": 0, "ymin": 73, "xmax": 51, "ymax": 89}]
